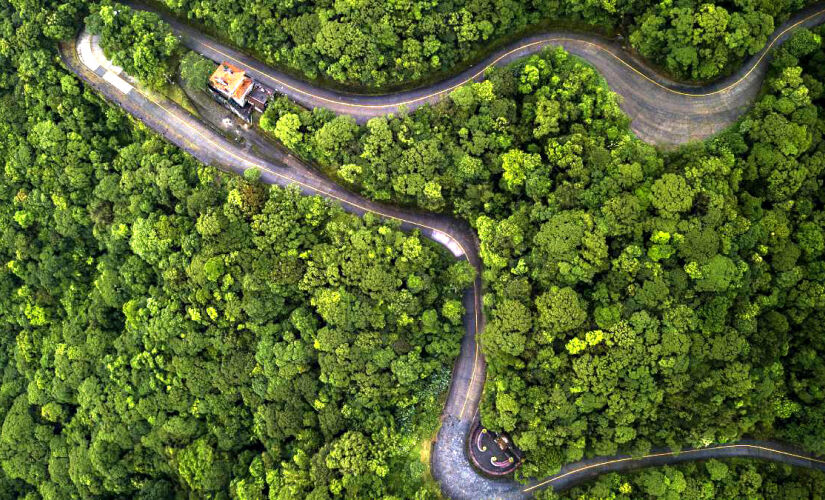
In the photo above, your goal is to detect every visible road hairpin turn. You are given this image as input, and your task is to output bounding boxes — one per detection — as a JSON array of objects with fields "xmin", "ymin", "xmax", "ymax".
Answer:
[{"xmin": 61, "ymin": 4, "xmax": 825, "ymax": 496}]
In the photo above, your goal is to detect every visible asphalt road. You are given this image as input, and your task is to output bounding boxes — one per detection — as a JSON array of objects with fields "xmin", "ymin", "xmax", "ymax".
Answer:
[
  {"xmin": 129, "ymin": 1, "xmax": 825, "ymax": 144},
  {"xmin": 62, "ymin": 8, "xmax": 825, "ymax": 497}
]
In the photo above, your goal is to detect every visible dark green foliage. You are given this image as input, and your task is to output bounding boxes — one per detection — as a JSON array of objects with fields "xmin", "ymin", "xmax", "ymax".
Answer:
[
  {"xmin": 179, "ymin": 50, "xmax": 214, "ymax": 90},
  {"xmin": 3, "ymin": 0, "xmax": 825, "ymax": 495},
  {"xmin": 265, "ymin": 27, "xmax": 825, "ymax": 479},
  {"xmin": 0, "ymin": 1, "xmax": 468, "ymax": 497},
  {"xmin": 158, "ymin": 0, "xmax": 817, "ymax": 87},
  {"xmin": 87, "ymin": 0, "xmax": 180, "ymax": 89},
  {"xmin": 543, "ymin": 460, "xmax": 825, "ymax": 499}
]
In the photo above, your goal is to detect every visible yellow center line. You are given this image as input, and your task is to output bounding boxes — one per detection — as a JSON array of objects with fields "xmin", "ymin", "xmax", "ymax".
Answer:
[
  {"xmin": 522, "ymin": 444, "xmax": 825, "ymax": 493},
  {"xmin": 197, "ymin": 5, "xmax": 825, "ymax": 110},
  {"xmin": 459, "ymin": 280, "xmax": 482, "ymax": 419},
  {"xmin": 178, "ymin": 6, "xmax": 824, "ymax": 424},
  {"xmin": 76, "ymin": 12, "xmax": 825, "ymax": 486},
  {"xmin": 185, "ymin": 6, "xmax": 824, "ymax": 420}
]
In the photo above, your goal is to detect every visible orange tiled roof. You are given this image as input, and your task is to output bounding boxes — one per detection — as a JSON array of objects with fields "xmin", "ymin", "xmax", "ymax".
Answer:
[
  {"xmin": 234, "ymin": 76, "xmax": 253, "ymax": 101},
  {"xmin": 210, "ymin": 62, "xmax": 248, "ymax": 99}
]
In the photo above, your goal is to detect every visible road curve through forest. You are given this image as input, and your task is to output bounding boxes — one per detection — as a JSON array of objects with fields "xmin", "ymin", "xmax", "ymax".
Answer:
[
  {"xmin": 61, "ymin": 8, "xmax": 825, "ymax": 497},
  {"xmin": 129, "ymin": 1, "xmax": 825, "ymax": 144}
]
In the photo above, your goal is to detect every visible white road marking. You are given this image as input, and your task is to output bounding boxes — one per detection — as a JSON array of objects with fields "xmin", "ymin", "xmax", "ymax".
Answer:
[
  {"xmin": 103, "ymin": 70, "xmax": 133, "ymax": 94},
  {"xmin": 91, "ymin": 35, "xmax": 125, "ymax": 75},
  {"xmin": 78, "ymin": 30, "xmax": 133, "ymax": 95},
  {"xmin": 78, "ymin": 32, "xmax": 99, "ymax": 71},
  {"xmin": 431, "ymin": 230, "xmax": 464, "ymax": 257}
]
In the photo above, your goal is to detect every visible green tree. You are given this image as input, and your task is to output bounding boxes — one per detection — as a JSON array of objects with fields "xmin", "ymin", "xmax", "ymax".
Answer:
[{"xmin": 179, "ymin": 51, "xmax": 214, "ymax": 90}]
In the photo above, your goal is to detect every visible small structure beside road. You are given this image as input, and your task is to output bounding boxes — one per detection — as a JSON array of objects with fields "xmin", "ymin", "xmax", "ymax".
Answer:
[
  {"xmin": 247, "ymin": 84, "xmax": 272, "ymax": 113},
  {"xmin": 468, "ymin": 421, "xmax": 524, "ymax": 477},
  {"xmin": 207, "ymin": 61, "xmax": 272, "ymax": 122}
]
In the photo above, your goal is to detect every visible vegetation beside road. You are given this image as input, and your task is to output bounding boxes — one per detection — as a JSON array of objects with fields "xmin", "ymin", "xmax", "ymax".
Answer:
[
  {"xmin": 546, "ymin": 459, "xmax": 825, "ymax": 499},
  {"xmin": 86, "ymin": 1, "xmax": 180, "ymax": 89},
  {"xmin": 3, "ymin": 0, "xmax": 825, "ymax": 497},
  {"xmin": 151, "ymin": 0, "xmax": 820, "ymax": 87},
  {"xmin": 259, "ymin": 26, "xmax": 825, "ymax": 480},
  {"xmin": 1, "ymin": 1, "xmax": 471, "ymax": 497}
]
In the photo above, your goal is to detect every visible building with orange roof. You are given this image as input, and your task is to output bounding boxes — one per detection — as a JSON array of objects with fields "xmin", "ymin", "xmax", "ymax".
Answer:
[
  {"xmin": 209, "ymin": 62, "xmax": 254, "ymax": 107},
  {"xmin": 206, "ymin": 60, "xmax": 273, "ymax": 122}
]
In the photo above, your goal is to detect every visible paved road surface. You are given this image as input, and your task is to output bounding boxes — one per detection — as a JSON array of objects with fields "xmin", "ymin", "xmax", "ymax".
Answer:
[
  {"xmin": 127, "ymin": 1, "xmax": 825, "ymax": 144},
  {"xmin": 62, "ymin": 8, "xmax": 825, "ymax": 497}
]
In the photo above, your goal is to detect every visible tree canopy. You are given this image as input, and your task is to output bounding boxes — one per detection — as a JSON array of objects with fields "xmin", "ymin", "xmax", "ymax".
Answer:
[
  {"xmin": 260, "ymin": 26, "xmax": 825, "ymax": 480},
  {"xmin": 545, "ymin": 459, "xmax": 825, "ymax": 499},
  {"xmin": 87, "ymin": 0, "xmax": 180, "ymax": 89},
  {"xmin": 2, "ymin": 0, "xmax": 825, "ymax": 496},
  {"xmin": 0, "ymin": 1, "xmax": 471, "ymax": 497},
  {"xmin": 154, "ymin": 0, "xmax": 817, "ymax": 87}
]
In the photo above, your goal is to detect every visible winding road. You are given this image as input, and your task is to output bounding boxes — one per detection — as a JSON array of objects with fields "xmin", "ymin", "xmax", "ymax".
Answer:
[
  {"xmin": 61, "ymin": 4, "xmax": 825, "ymax": 497},
  {"xmin": 130, "ymin": 1, "xmax": 825, "ymax": 144}
]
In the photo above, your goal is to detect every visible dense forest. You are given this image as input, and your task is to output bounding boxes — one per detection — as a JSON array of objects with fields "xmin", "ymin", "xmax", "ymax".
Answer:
[
  {"xmin": 3, "ymin": 0, "xmax": 825, "ymax": 497},
  {"xmin": 152, "ymin": 0, "xmax": 818, "ymax": 86},
  {"xmin": 0, "ymin": 0, "xmax": 473, "ymax": 497},
  {"xmin": 86, "ymin": 1, "xmax": 180, "ymax": 90},
  {"xmin": 259, "ymin": 25, "xmax": 825, "ymax": 479},
  {"xmin": 547, "ymin": 459, "xmax": 825, "ymax": 499}
]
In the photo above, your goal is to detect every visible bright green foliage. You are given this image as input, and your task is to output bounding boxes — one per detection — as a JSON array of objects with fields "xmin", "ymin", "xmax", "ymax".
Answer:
[
  {"xmin": 2, "ymin": 0, "xmax": 825, "ymax": 495},
  {"xmin": 547, "ymin": 460, "xmax": 825, "ymax": 499},
  {"xmin": 179, "ymin": 50, "xmax": 214, "ymax": 90},
  {"xmin": 156, "ymin": 0, "xmax": 815, "ymax": 86},
  {"xmin": 280, "ymin": 28, "xmax": 825, "ymax": 480},
  {"xmin": 536, "ymin": 287, "xmax": 587, "ymax": 339},
  {"xmin": 501, "ymin": 149, "xmax": 542, "ymax": 192},
  {"xmin": 0, "ymin": 2, "xmax": 469, "ymax": 497},
  {"xmin": 651, "ymin": 173, "xmax": 694, "ymax": 214},
  {"xmin": 629, "ymin": 2, "xmax": 778, "ymax": 80},
  {"xmin": 273, "ymin": 113, "xmax": 303, "ymax": 149},
  {"xmin": 86, "ymin": 1, "xmax": 180, "ymax": 89}
]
